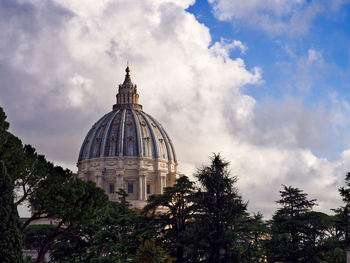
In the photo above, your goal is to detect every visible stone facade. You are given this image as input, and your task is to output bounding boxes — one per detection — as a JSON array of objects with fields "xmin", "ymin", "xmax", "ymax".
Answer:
[
  {"xmin": 77, "ymin": 67, "xmax": 179, "ymax": 207},
  {"xmin": 77, "ymin": 156, "xmax": 178, "ymax": 208}
]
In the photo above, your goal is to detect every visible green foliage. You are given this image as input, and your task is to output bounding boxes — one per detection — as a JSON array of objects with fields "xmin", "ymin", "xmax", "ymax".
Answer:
[
  {"xmin": 319, "ymin": 236, "xmax": 346, "ymax": 263},
  {"xmin": 276, "ymin": 185, "xmax": 316, "ymax": 216},
  {"xmin": 52, "ymin": 190, "xmax": 143, "ymax": 263},
  {"xmin": 14, "ymin": 145, "xmax": 54, "ymax": 208},
  {"xmin": 50, "ymin": 224, "xmax": 97, "ymax": 263},
  {"xmin": 0, "ymin": 132, "xmax": 25, "ymax": 179},
  {"xmin": 190, "ymin": 153, "xmax": 248, "ymax": 263},
  {"xmin": 320, "ymin": 247, "xmax": 346, "ymax": 263},
  {"xmin": 31, "ymin": 171, "xmax": 108, "ymax": 226},
  {"xmin": 0, "ymin": 107, "xmax": 44, "ymax": 214},
  {"xmin": 234, "ymin": 213, "xmax": 268, "ymax": 262},
  {"xmin": 339, "ymin": 172, "xmax": 350, "ymax": 205},
  {"xmin": 337, "ymin": 172, "xmax": 350, "ymax": 248},
  {"xmin": 0, "ymin": 106, "xmax": 110, "ymax": 262},
  {"xmin": 88, "ymin": 190, "xmax": 140, "ymax": 262},
  {"xmin": 133, "ymin": 238, "xmax": 173, "ymax": 263},
  {"xmin": 23, "ymin": 224, "xmax": 56, "ymax": 251},
  {"xmin": 0, "ymin": 107, "xmax": 25, "ymax": 180},
  {"xmin": 0, "ymin": 161, "xmax": 23, "ymax": 263},
  {"xmin": 33, "ymin": 175, "xmax": 108, "ymax": 262},
  {"xmin": 265, "ymin": 185, "xmax": 319, "ymax": 262},
  {"xmin": 143, "ymin": 176, "xmax": 195, "ymax": 262},
  {"xmin": 0, "ymin": 106, "xmax": 9, "ymax": 132}
]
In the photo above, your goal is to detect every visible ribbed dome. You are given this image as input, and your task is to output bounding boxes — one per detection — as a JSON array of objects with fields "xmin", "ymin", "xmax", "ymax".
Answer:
[
  {"xmin": 78, "ymin": 109, "xmax": 176, "ymax": 162},
  {"xmin": 78, "ymin": 67, "xmax": 177, "ymax": 163}
]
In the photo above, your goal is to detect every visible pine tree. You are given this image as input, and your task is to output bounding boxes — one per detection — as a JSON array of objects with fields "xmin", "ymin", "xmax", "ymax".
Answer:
[
  {"xmin": 265, "ymin": 185, "xmax": 316, "ymax": 262},
  {"xmin": 143, "ymin": 176, "xmax": 195, "ymax": 262},
  {"xmin": 0, "ymin": 161, "xmax": 23, "ymax": 263},
  {"xmin": 190, "ymin": 153, "xmax": 248, "ymax": 263}
]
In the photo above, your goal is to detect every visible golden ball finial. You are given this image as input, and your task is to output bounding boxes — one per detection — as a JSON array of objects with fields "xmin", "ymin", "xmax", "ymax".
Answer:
[{"xmin": 125, "ymin": 66, "xmax": 130, "ymax": 73}]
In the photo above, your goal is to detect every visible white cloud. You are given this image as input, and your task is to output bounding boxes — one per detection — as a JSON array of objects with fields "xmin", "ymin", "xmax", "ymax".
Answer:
[
  {"xmin": 67, "ymin": 74, "xmax": 94, "ymax": 107},
  {"xmin": 208, "ymin": 0, "xmax": 348, "ymax": 36},
  {"xmin": 210, "ymin": 38, "xmax": 247, "ymax": 59},
  {"xmin": 1, "ymin": 0, "xmax": 350, "ymax": 218}
]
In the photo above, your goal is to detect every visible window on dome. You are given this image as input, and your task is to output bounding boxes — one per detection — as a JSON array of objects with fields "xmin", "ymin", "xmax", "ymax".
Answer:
[
  {"xmin": 109, "ymin": 183, "xmax": 115, "ymax": 194},
  {"xmin": 128, "ymin": 183, "xmax": 133, "ymax": 194}
]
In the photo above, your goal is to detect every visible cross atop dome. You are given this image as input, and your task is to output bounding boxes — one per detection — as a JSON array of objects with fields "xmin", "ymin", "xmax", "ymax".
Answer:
[{"xmin": 114, "ymin": 66, "xmax": 142, "ymax": 110}]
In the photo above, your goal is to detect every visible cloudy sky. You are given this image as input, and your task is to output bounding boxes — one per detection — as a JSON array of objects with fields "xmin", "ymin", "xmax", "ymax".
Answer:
[{"xmin": 1, "ymin": 0, "xmax": 350, "ymax": 217}]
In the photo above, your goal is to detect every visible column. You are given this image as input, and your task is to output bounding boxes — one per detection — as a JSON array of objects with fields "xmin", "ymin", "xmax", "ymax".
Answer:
[
  {"xmin": 117, "ymin": 173, "xmax": 124, "ymax": 192},
  {"xmin": 139, "ymin": 176, "xmax": 143, "ymax": 200},
  {"xmin": 139, "ymin": 174, "xmax": 147, "ymax": 200},
  {"xmin": 160, "ymin": 174, "xmax": 165, "ymax": 194},
  {"xmin": 95, "ymin": 174, "xmax": 102, "ymax": 188},
  {"xmin": 155, "ymin": 171, "xmax": 162, "ymax": 195},
  {"xmin": 144, "ymin": 175, "xmax": 148, "ymax": 201}
]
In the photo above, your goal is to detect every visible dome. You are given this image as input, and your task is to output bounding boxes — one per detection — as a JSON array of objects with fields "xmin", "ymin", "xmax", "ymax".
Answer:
[
  {"xmin": 78, "ymin": 109, "xmax": 177, "ymax": 162},
  {"xmin": 76, "ymin": 67, "xmax": 179, "ymax": 207},
  {"xmin": 78, "ymin": 67, "xmax": 176, "ymax": 163}
]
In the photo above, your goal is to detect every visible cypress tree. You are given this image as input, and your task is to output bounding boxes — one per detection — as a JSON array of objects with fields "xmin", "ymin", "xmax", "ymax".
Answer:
[{"xmin": 0, "ymin": 161, "xmax": 23, "ymax": 263}]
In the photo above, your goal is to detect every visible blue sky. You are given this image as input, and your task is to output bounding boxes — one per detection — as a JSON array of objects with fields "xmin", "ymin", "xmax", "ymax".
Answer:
[{"xmin": 188, "ymin": 0, "xmax": 350, "ymax": 160}]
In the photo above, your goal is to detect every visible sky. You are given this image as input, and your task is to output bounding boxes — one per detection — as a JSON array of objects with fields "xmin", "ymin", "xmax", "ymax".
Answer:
[{"xmin": 1, "ymin": 0, "xmax": 350, "ymax": 218}]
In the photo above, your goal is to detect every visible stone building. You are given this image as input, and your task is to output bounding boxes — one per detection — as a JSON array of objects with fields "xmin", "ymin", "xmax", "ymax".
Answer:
[{"xmin": 76, "ymin": 67, "xmax": 180, "ymax": 208}]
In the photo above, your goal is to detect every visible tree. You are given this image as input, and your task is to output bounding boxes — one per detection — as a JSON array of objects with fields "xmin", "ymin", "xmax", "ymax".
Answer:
[
  {"xmin": 303, "ymin": 211, "xmax": 342, "ymax": 260},
  {"xmin": 265, "ymin": 185, "xmax": 317, "ymax": 263},
  {"xmin": 51, "ymin": 224, "xmax": 98, "ymax": 263},
  {"xmin": 52, "ymin": 189, "xmax": 145, "ymax": 263},
  {"xmin": 0, "ymin": 161, "xmax": 23, "ymax": 263},
  {"xmin": 235, "ymin": 213, "xmax": 268, "ymax": 262},
  {"xmin": 19, "ymin": 163, "xmax": 69, "ymax": 230},
  {"xmin": 14, "ymin": 145, "xmax": 53, "ymax": 209},
  {"xmin": 0, "ymin": 107, "xmax": 50, "ymax": 222},
  {"xmin": 89, "ymin": 189, "xmax": 141, "ymax": 262},
  {"xmin": 133, "ymin": 238, "xmax": 173, "ymax": 263},
  {"xmin": 190, "ymin": 153, "xmax": 248, "ymax": 263},
  {"xmin": 321, "ymin": 247, "xmax": 345, "ymax": 263},
  {"xmin": 0, "ymin": 106, "xmax": 109, "ymax": 262},
  {"xmin": 0, "ymin": 107, "xmax": 23, "ymax": 263},
  {"xmin": 23, "ymin": 225, "xmax": 56, "ymax": 253},
  {"xmin": 337, "ymin": 172, "xmax": 350, "ymax": 248},
  {"xmin": 0, "ymin": 107, "xmax": 25, "ymax": 181},
  {"xmin": 143, "ymin": 176, "xmax": 195, "ymax": 263},
  {"xmin": 33, "ymin": 176, "xmax": 108, "ymax": 262}
]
